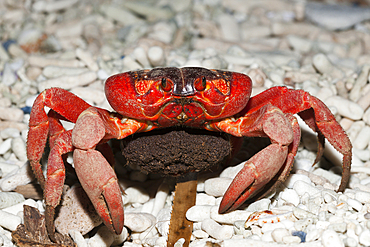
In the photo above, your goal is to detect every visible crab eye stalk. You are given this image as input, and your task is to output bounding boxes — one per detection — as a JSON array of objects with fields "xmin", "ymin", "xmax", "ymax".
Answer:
[
  {"xmin": 161, "ymin": 78, "xmax": 172, "ymax": 92},
  {"xmin": 194, "ymin": 76, "xmax": 207, "ymax": 91}
]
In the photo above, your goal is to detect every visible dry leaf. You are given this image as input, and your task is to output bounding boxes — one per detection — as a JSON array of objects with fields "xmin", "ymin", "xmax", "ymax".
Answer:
[{"xmin": 12, "ymin": 205, "xmax": 76, "ymax": 247}]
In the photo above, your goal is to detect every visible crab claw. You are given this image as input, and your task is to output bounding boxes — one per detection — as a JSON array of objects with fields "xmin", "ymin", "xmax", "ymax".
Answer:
[
  {"xmin": 73, "ymin": 149, "xmax": 124, "ymax": 234},
  {"xmin": 219, "ymin": 144, "xmax": 288, "ymax": 213}
]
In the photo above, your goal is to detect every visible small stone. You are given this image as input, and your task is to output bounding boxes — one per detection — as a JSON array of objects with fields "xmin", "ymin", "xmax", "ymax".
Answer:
[
  {"xmin": 325, "ymin": 96, "xmax": 364, "ymax": 120},
  {"xmin": 329, "ymin": 222, "xmax": 347, "ymax": 233},
  {"xmin": 293, "ymin": 180, "xmax": 321, "ymax": 196},
  {"xmin": 217, "ymin": 14, "xmax": 240, "ymax": 42},
  {"xmin": 284, "ymin": 174, "xmax": 312, "ymax": 189},
  {"xmin": 312, "ymin": 53, "xmax": 342, "ymax": 78},
  {"xmin": 246, "ymin": 198, "xmax": 271, "ymax": 212},
  {"xmin": 0, "ymin": 107, "xmax": 24, "ymax": 122},
  {"xmin": 124, "ymin": 213, "xmax": 156, "ymax": 232},
  {"xmin": 201, "ymin": 218, "xmax": 233, "ymax": 240},
  {"xmin": 122, "ymin": 186, "xmax": 150, "ymax": 205},
  {"xmin": 37, "ymin": 71, "xmax": 98, "ymax": 92},
  {"xmin": 305, "ymin": 2, "xmax": 370, "ymax": 30},
  {"xmin": 353, "ymin": 126, "xmax": 370, "ymax": 150},
  {"xmin": 354, "ymin": 191, "xmax": 370, "ymax": 204},
  {"xmin": 186, "ymin": 205, "xmax": 212, "ymax": 222},
  {"xmin": 1, "ymin": 128, "xmax": 20, "ymax": 139},
  {"xmin": 204, "ymin": 177, "xmax": 232, "ymax": 197},
  {"xmin": 359, "ymin": 229, "xmax": 370, "ymax": 246},
  {"xmin": 261, "ymin": 222, "xmax": 286, "ymax": 233},
  {"xmin": 192, "ymin": 230, "xmax": 209, "ymax": 239},
  {"xmin": 0, "ymin": 192, "xmax": 25, "ymax": 209},
  {"xmin": 0, "ymin": 139, "xmax": 12, "ymax": 155},
  {"xmin": 148, "ymin": 46, "xmax": 165, "ymax": 67},
  {"xmin": 279, "ymin": 189, "xmax": 300, "ymax": 206},
  {"xmin": 321, "ymin": 229, "xmax": 344, "ymax": 247},
  {"xmin": 346, "ymin": 198, "xmax": 363, "ymax": 212},
  {"xmin": 271, "ymin": 228, "xmax": 290, "ymax": 243},
  {"xmin": 282, "ymin": 235, "xmax": 302, "ymax": 244},
  {"xmin": 11, "ymin": 137, "xmax": 27, "ymax": 161},
  {"xmin": 210, "ymin": 206, "xmax": 251, "ymax": 224},
  {"xmin": 287, "ymin": 35, "xmax": 312, "ymax": 53},
  {"xmin": 196, "ymin": 193, "xmax": 216, "ymax": 206},
  {"xmin": 87, "ymin": 226, "xmax": 114, "ymax": 247},
  {"xmin": 54, "ymin": 185, "xmax": 102, "ymax": 235}
]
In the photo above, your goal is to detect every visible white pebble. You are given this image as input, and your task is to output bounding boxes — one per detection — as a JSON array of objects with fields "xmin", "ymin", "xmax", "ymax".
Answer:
[
  {"xmin": 28, "ymin": 55, "xmax": 85, "ymax": 68},
  {"xmin": 186, "ymin": 205, "xmax": 212, "ymax": 222},
  {"xmin": 0, "ymin": 139, "xmax": 12, "ymax": 155},
  {"xmin": 279, "ymin": 189, "xmax": 300, "ymax": 206},
  {"xmin": 37, "ymin": 71, "xmax": 97, "ymax": 92},
  {"xmin": 192, "ymin": 229, "xmax": 209, "ymax": 239},
  {"xmin": 0, "ymin": 192, "xmax": 24, "ymax": 209},
  {"xmin": 312, "ymin": 53, "xmax": 342, "ymax": 78},
  {"xmin": 312, "ymin": 168, "xmax": 341, "ymax": 185},
  {"xmin": 42, "ymin": 66, "xmax": 89, "ymax": 78},
  {"xmin": 220, "ymin": 162, "xmax": 244, "ymax": 178},
  {"xmin": 75, "ymin": 48, "xmax": 99, "ymax": 71},
  {"xmin": 70, "ymin": 87, "xmax": 106, "ymax": 106},
  {"xmin": 155, "ymin": 207, "xmax": 171, "ymax": 237},
  {"xmin": 1, "ymin": 128, "xmax": 20, "ymax": 139},
  {"xmin": 0, "ymin": 107, "xmax": 24, "ymax": 122},
  {"xmin": 324, "ymin": 96, "xmax": 364, "ymax": 120},
  {"xmin": 88, "ymin": 226, "xmax": 114, "ymax": 247},
  {"xmin": 271, "ymin": 228, "xmax": 290, "ymax": 243},
  {"xmin": 33, "ymin": 0, "xmax": 79, "ymax": 12},
  {"xmin": 11, "ymin": 137, "xmax": 27, "ymax": 161},
  {"xmin": 284, "ymin": 174, "xmax": 312, "ymax": 188},
  {"xmin": 283, "ymin": 235, "xmax": 302, "ymax": 244},
  {"xmin": 354, "ymin": 191, "xmax": 370, "ymax": 204},
  {"xmin": 0, "ymin": 161, "xmax": 19, "ymax": 177},
  {"xmin": 261, "ymin": 222, "xmax": 287, "ymax": 233},
  {"xmin": 124, "ymin": 213, "xmax": 156, "ymax": 232},
  {"xmin": 329, "ymin": 222, "xmax": 347, "ymax": 233},
  {"xmin": 196, "ymin": 193, "xmax": 216, "ymax": 206},
  {"xmin": 112, "ymin": 227, "xmax": 129, "ymax": 246},
  {"xmin": 322, "ymin": 229, "xmax": 344, "ymax": 247},
  {"xmin": 0, "ymin": 210, "xmax": 22, "ymax": 231},
  {"xmin": 0, "ymin": 163, "xmax": 34, "ymax": 191},
  {"xmin": 2, "ymin": 198, "xmax": 39, "ymax": 215},
  {"xmin": 293, "ymin": 207, "xmax": 316, "ymax": 219},
  {"xmin": 287, "ymin": 35, "xmax": 312, "ymax": 53},
  {"xmin": 69, "ymin": 229, "xmax": 87, "ymax": 247},
  {"xmin": 359, "ymin": 228, "xmax": 370, "ymax": 246},
  {"xmin": 347, "ymin": 198, "xmax": 363, "ymax": 212},
  {"xmin": 148, "ymin": 46, "xmax": 164, "ymax": 67},
  {"xmin": 349, "ymin": 64, "xmax": 370, "ymax": 102},
  {"xmin": 122, "ymin": 186, "xmax": 150, "ymax": 205},
  {"xmin": 217, "ymin": 14, "xmax": 240, "ymax": 42},
  {"xmin": 151, "ymin": 182, "xmax": 169, "ymax": 217},
  {"xmin": 210, "ymin": 206, "xmax": 252, "ymax": 224},
  {"xmin": 305, "ymin": 226, "xmax": 321, "ymax": 242},
  {"xmin": 246, "ymin": 198, "xmax": 271, "ymax": 212},
  {"xmin": 201, "ymin": 218, "xmax": 233, "ymax": 240},
  {"xmin": 353, "ymin": 126, "xmax": 370, "ymax": 149},
  {"xmin": 204, "ymin": 177, "xmax": 232, "ymax": 197},
  {"xmin": 293, "ymin": 180, "xmax": 321, "ymax": 196},
  {"xmin": 133, "ymin": 47, "xmax": 151, "ymax": 68}
]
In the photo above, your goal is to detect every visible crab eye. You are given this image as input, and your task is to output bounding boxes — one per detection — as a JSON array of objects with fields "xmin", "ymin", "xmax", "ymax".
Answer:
[
  {"xmin": 161, "ymin": 78, "xmax": 172, "ymax": 92},
  {"xmin": 194, "ymin": 76, "xmax": 207, "ymax": 91}
]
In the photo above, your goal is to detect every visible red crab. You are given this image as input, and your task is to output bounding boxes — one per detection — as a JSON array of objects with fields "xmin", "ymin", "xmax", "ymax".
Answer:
[{"xmin": 27, "ymin": 67, "xmax": 351, "ymax": 238}]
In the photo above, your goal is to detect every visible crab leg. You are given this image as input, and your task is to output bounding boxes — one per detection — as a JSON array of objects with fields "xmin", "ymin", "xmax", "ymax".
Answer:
[
  {"xmin": 70, "ymin": 106, "xmax": 152, "ymax": 234},
  {"xmin": 244, "ymin": 86, "xmax": 352, "ymax": 192},
  {"xmin": 211, "ymin": 104, "xmax": 299, "ymax": 213},
  {"xmin": 27, "ymin": 88, "xmax": 91, "ymax": 188}
]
